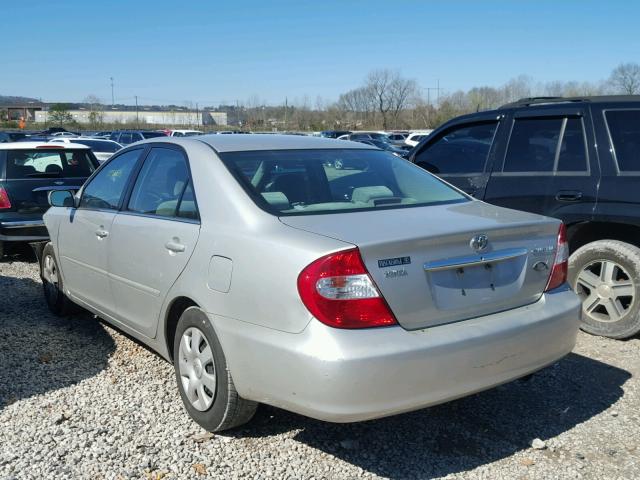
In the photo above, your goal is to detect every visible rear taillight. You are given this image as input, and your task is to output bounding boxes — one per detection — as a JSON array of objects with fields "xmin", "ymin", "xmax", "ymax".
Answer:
[
  {"xmin": 0, "ymin": 188, "xmax": 11, "ymax": 209},
  {"xmin": 297, "ymin": 248, "xmax": 398, "ymax": 329},
  {"xmin": 545, "ymin": 223, "xmax": 568, "ymax": 291}
]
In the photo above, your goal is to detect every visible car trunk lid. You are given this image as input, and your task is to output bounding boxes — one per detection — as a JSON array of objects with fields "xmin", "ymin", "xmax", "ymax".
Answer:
[{"xmin": 281, "ymin": 201, "xmax": 560, "ymax": 330}]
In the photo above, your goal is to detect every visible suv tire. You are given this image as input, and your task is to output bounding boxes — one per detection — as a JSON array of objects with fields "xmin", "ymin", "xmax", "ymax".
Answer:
[
  {"xmin": 40, "ymin": 243, "xmax": 76, "ymax": 316},
  {"xmin": 568, "ymin": 240, "xmax": 640, "ymax": 339},
  {"xmin": 173, "ymin": 307, "xmax": 257, "ymax": 431}
]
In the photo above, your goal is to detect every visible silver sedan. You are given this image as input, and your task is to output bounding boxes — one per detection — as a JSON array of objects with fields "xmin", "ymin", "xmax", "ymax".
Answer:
[{"xmin": 41, "ymin": 134, "xmax": 581, "ymax": 431}]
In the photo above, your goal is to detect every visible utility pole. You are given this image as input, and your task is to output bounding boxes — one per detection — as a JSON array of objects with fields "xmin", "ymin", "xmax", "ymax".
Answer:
[
  {"xmin": 195, "ymin": 102, "xmax": 199, "ymax": 127},
  {"xmin": 110, "ymin": 77, "xmax": 114, "ymax": 106},
  {"xmin": 284, "ymin": 97, "xmax": 288, "ymax": 131},
  {"xmin": 236, "ymin": 99, "xmax": 240, "ymax": 127},
  {"xmin": 135, "ymin": 95, "xmax": 139, "ymax": 128}
]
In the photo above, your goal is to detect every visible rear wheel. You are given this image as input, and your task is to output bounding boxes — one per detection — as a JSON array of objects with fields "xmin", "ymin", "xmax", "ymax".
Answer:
[
  {"xmin": 568, "ymin": 240, "xmax": 640, "ymax": 339},
  {"xmin": 173, "ymin": 307, "xmax": 257, "ymax": 431},
  {"xmin": 40, "ymin": 243, "xmax": 75, "ymax": 316}
]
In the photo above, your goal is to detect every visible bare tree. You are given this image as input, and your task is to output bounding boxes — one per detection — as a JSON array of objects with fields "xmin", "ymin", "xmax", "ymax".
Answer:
[
  {"xmin": 84, "ymin": 94, "xmax": 104, "ymax": 127},
  {"xmin": 609, "ymin": 63, "xmax": 640, "ymax": 94}
]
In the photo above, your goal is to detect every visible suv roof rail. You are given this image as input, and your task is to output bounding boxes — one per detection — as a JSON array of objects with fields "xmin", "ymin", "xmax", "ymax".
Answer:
[{"xmin": 498, "ymin": 96, "xmax": 587, "ymax": 109}]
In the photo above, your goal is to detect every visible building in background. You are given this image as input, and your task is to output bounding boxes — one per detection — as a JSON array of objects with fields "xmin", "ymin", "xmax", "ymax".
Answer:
[{"xmin": 34, "ymin": 109, "xmax": 227, "ymax": 126}]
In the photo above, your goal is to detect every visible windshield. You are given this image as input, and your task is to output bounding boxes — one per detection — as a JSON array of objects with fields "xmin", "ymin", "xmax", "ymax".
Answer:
[
  {"xmin": 220, "ymin": 149, "xmax": 467, "ymax": 216},
  {"xmin": 6, "ymin": 149, "xmax": 96, "ymax": 179}
]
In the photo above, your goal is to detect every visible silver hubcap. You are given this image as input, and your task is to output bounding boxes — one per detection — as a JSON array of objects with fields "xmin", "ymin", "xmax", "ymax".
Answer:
[
  {"xmin": 178, "ymin": 327, "xmax": 216, "ymax": 411},
  {"xmin": 576, "ymin": 259, "xmax": 635, "ymax": 323},
  {"xmin": 43, "ymin": 254, "xmax": 59, "ymax": 289}
]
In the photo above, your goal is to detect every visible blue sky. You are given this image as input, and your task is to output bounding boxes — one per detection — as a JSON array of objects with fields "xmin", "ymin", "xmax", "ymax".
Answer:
[{"xmin": 3, "ymin": 1, "xmax": 639, "ymax": 106}]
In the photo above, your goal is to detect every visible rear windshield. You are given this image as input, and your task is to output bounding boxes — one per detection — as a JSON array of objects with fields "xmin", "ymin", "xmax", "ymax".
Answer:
[
  {"xmin": 220, "ymin": 149, "xmax": 467, "ymax": 216},
  {"xmin": 73, "ymin": 140, "xmax": 121, "ymax": 152},
  {"xmin": 141, "ymin": 131, "xmax": 167, "ymax": 139},
  {"xmin": 5, "ymin": 149, "xmax": 96, "ymax": 179}
]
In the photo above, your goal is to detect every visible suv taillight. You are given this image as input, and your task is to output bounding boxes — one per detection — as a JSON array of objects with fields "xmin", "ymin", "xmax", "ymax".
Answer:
[
  {"xmin": 297, "ymin": 248, "xmax": 398, "ymax": 329},
  {"xmin": 545, "ymin": 223, "xmax": 568, "ymax": 291},
  {"xmin": 0, "ymin": 187, "xmax": 11, "ymax": 209}
]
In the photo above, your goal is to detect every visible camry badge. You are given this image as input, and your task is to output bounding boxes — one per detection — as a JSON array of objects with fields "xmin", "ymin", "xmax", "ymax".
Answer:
[
  {"xmin": 54, "ymin": 181, "xmax": 64, "ymax": 186},
  {"xmin": 470, "ymin": 234, "xmax": 489, "ymax": 252}
]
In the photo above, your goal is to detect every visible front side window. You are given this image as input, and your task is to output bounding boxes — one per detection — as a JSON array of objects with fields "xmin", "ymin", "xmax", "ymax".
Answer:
[
  {"xmin": 605, "ymin": 110, "xmax": 640, "ymax": 172},
  {"xmin": 128, "ymin": 147, "xmax": 191, "ymax": 218},
  {"xmin": 220, "ymin": 149, "xmax": 467, "ymax": 216},
  {"xmin": 6, "ymin": 149, "xmax": 96, "ymax": 179},
  {"xmin": 414, "ymin": 122, "xmax": 497, "ymax": 174},
  {"xmin": 79, "ymin": 149, "xmax": 141, "ymax": 210}
]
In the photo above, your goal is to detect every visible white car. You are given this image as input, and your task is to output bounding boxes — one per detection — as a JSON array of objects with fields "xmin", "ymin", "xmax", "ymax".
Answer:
[
  {"xmin": 49, "ymin": 137, "xmax": 123, "ymax": 163},
  {"xmin": 405, "ymin": 131, "xmax": 433, "ymax": 148},
  {"xmin": 168, "ymin": 130, "xmax": 203, "ymax": 137},
  {"xmin": 50, "ymin": 132, "xmax": 78, "ymax": 138}
]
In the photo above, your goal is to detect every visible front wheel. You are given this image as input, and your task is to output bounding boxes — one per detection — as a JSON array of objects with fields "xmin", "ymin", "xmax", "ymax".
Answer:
[
  {"xmin": 568, "ymin": 240, "xmax": 640, "ymax": 339},
  {"xmin": 173, "ymin": 307, "xmax": 257, "ymax": 431},
  {"xmin": 40, "ymin": 243, "xmax": 76, "ymax": 316}
]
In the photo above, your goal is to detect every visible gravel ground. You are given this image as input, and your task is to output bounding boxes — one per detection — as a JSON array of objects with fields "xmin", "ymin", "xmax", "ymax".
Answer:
[{"xmin": 1, "ymin": 250, "xmax": 638, "ymax": 480}]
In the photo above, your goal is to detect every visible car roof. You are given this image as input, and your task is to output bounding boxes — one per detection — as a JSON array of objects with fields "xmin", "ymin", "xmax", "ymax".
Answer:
[
  {"xmin": 499, "ymin": 95, "xmax": 640, "ymax": 109},
  {"xmin": 140, "ymin": 133, "xmax": 377, "ymax": 153},
  {"xmin": 0, "ymin": 142, "xmax": 90, "ymax": 150}
]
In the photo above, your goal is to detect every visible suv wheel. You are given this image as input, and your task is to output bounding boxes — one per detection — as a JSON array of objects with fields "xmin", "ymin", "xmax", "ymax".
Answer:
[
  {"xmin": 173, "ymin": 307, "xmax": 257, "ymax": 431},
  {"xmin": 40, "ymin": 243, "xmax": 76, "ymax": 316},
  {"xmin": 568, "ymin": 240, "xmax": 640, "ymax": 339}
]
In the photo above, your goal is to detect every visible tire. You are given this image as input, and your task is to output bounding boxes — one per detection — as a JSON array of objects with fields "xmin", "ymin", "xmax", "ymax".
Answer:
[
  {"xmin": 40, "ymin": 243, "xmax": 76, "ymax": 316},
  {"xmin": 568, "ymin": 240, "xmax": 640, "ymax": 339},
  {"xmin": 0, "ymin": 241, "xmax": 4, "ymax": 259},
  {"xmin": 173, "ymin": 307, "xmax": 257, "ymax": 432}
]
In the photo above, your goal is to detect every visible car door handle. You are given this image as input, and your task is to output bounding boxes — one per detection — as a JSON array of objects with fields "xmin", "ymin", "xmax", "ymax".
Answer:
[
  {"xmin": 165, "ymin": 240, "xmax": 186, "ymax": 253},
  {"xmin": 555, "ymin": 190, "xmax": 583, "ymax": 202},
  {"xmin": 95, "ymin": 229, "xmax": 109, "ymax": 239}
]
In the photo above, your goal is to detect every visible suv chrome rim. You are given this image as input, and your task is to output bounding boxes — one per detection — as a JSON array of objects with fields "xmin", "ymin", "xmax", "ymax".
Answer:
[
  {"xmin": 42, "ymin": 254, "xmax": 59, "ymax": 300},
  {"xmin": 178, "ymin": 327, "xmax": 216, "ymax": 411},
  {"xmin": 575, "ymin": 260, "xmax": 635, "ymax": 323}
]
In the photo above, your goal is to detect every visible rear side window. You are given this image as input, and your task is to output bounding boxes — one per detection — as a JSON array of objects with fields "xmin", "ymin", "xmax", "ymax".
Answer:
[
  {"xmin": 119, "ymin": 133, "xmax": 133, "ymax": 144},
  {"xmin": 79, "ymin": 149, "xmax": 141, "ymax": 210},
  {"xmin": 127, "ymin": 147, "xmax": 194, "ymax": 219},
  {"xmin": 414, "ymin": 122, "xmax": 497, "ymax": 174},
  {"xmin": 6, "ymin": 149, "xmax": 96, "ymax": 179},
  {"xmin": 605, "ymin": 110, "xmax": 640, "ymax": 172},
  {"xmin": 503, "ymin": 117, "xmax": 588, "ymax": 173}
]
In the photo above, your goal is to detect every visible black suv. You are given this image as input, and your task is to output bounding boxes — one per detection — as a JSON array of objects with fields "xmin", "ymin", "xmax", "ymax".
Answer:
[
  {"xmin": 409, "ymin": 96, "xmax": 640, "ymax": 339},
  {"xmin": 109, "ymin": 130, "xmax": 166, "ymax": 145},
  {"xmin": 0, "ymin": 144, "xmax": 98, "ymax": 257}
]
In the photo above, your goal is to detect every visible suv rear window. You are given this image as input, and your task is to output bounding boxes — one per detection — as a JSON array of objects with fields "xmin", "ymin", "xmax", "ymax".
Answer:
[
  {"xmin": 5, "ymin": 149, "xmax": 96, "ymax": 179},
  {"xmin": 605, "ymin": 110, "xmax": 640, "ymax": 172},
  {"xmin": 220, "ymin": 149, "xmax": 467, "ymax": 216}
]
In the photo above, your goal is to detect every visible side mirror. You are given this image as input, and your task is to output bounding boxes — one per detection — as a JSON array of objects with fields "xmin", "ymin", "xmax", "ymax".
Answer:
[{"xmin": 48, "ymin": 190, "xmax": 76, "ymax": 208}]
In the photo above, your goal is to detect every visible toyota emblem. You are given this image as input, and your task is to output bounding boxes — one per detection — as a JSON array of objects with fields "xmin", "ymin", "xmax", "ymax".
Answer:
[{"xmin": 470, "ymin": 234, "xmax": 489, "ymax": 252}]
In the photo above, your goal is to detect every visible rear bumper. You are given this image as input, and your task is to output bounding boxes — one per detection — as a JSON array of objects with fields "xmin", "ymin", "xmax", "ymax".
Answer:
[
  {"xmin": 0, "ymin": 219, "xmax": 48, "ymax": 241},
  {"xmin": 213, "ymin": 286, "xmax": 581, "ymax": 423}
]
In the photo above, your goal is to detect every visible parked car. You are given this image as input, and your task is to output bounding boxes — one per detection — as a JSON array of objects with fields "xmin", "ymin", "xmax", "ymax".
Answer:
[
  {"xmin": 0, "ymin": 132, "xmax": 28, "ymax": 143},
  {"xmin": 48, "ymin": 137, "xmax": 123, "ymax": 162},
  {"xmin": 409, "ymin": 95, "xmax": 640, "ymax": 339},
  {"xmin": 0, "ymin": 143, "xmax": 98, "ymax": 257},
  {"xmin": 167, "ymin": 129, "xmax": 204, "ymax": 137},
  {"xmin": 319, "ymin": 130, "xmax": 351, "ymax": 139},
  {"xmin": 405, "ymin": 131, "xmax": 432, "ymax": 147},
  {"xmin": 109, "ymin": 130, "xmax": 167, "ymax": 145},
  {"xmin": 91, "ymin": 131, "xmax": 112, "ymax": 140},
  {"xmin": 41, "ymin": 134, "xmax": 579, "ymax": 431},
  {"xmin": 355, "ymin": 138, "xmax": 409, "ymax": 158},
  {"xmin": 387, "ymin": 132, "xmax": 409, "ymax": 146},
  {"xmin": 50, "ymin": 131, "xmax": 78, "ymax": 138}
]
